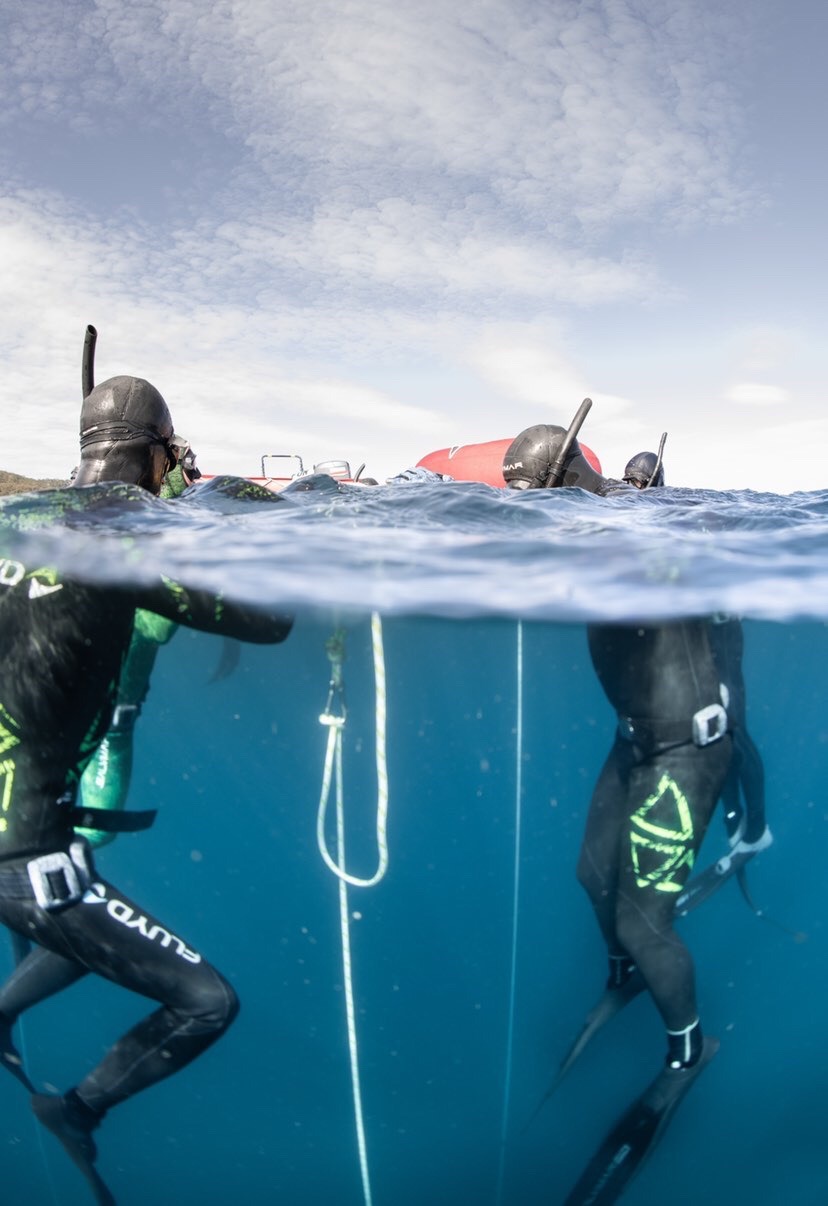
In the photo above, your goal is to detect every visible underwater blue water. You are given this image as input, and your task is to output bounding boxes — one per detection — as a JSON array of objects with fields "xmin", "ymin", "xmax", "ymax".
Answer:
[{"xmin": 1, "ymin": 478, "xmax": 828, "ymax": 1205}]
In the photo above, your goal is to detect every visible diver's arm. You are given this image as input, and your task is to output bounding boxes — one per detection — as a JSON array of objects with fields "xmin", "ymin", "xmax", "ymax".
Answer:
[{"xmin": 135, "ymin": 579, "xmax": 293, "ymax": 644}]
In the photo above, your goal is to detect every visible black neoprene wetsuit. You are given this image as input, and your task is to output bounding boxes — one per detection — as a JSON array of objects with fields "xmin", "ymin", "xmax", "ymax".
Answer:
[
  {"xmin": 578, "ymin": 621, "xmax": 732, "ymax": 1033},
  {"xmin": 0, "ymin": 535, "xmax": 291, "ymax": 1115}
]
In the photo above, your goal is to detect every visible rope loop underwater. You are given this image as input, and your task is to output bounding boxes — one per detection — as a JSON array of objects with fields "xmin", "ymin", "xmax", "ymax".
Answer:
[
  {"xmin": 316, "ymin": 612, "xmax": 390, "ymax": 1206},
  {"xmin": 317, "ymin": 613, "xmax": 389, "ymax": 889}
]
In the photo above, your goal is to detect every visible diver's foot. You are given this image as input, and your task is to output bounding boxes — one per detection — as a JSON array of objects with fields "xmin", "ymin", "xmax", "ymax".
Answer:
[
  {"xmin": 591, "ymin": 966, "xmax": 646, "ymax": 1018},
  {"xmin": 564, "ymin": 1036, "xmax": 719, "ymax": 1204},
  {"xmin": 32, "ymin": 1090, "xmax": 101, "ymax": 1164},
  {"xmin": 665, "ymin": 1019, "xmax": 704, "ymax": 1071},
  {"xmin": 32, "ymin": 1090, "xmax": 115, "ymax": 1205},
  {"xmin": 0, "ymin": 1013, "xmax": 34, "ymax": 1092}
]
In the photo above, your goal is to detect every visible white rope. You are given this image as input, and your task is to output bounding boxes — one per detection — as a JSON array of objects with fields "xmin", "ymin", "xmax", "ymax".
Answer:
[
  {"xmin": 316, "ymin": 612, "xmax": 390, "ymax": 1206},
  {"xmin": 333, "ymin": 734, "xmax": 374, "ymax": 1206},
  {"xmin": 317, "ymin": 614, "xmax": 389, "ymax": 887},
  {"xmin": 495, "ymin": 619, "xmax": 524, "ymax": 1204}
]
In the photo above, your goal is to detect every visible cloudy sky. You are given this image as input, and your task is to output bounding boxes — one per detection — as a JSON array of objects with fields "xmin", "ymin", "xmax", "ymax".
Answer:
[{"xmin": 2, "ymin": 0, "xmax": 825, "ymax": 490}]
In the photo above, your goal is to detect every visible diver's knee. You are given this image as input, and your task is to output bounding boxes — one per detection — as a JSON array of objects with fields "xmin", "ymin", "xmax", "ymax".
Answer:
[
  {"xmin": 189, "ymin": 971, "xmax": 240, "ymax": 1034},
  {"xmin": 614, "ymin": 906, "xmax": 658, "ymax": 963}
]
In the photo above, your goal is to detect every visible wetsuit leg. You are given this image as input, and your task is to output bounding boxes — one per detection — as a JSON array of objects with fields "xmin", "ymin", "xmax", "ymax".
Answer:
[
  {"xmin": 0, "ymin": 942, "xmax": 88, "ymax": 1019},
  {"xmin": 0, "ymin": 945, "xmax": 87, "ymax": 1092},
  {"xmin": 0, "ymin": 877, "xmax": 238, "ymax": 1114},
  {"xmin": 612, "ymin": 740, "xmax": 731, "ymax": 1033},
  {"xmin": 577, "ymin": 737, "xmax": 635, "ymax": 962}
]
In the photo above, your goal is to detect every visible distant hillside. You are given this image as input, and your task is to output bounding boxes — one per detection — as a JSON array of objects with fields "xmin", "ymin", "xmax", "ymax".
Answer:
[{"xmin": 0, "ymin": 469, "xmax": 70, "ymax": 496}]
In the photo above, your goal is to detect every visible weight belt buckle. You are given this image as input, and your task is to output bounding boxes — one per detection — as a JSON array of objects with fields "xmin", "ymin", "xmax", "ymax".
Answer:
[
  {"xmin": 692, "ymin": 703, "xmax": 728, "ymax": 747},
  {"xmin": 27, "ymin": 841, "xmax": 91, "ymax": 911}
]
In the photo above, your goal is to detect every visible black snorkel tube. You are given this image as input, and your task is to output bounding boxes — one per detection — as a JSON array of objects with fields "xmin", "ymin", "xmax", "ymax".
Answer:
[
  {"xmin": 544, "ymin": 397, "xmax": 593, "ymax": 487},
  {"xmin": 646, "ymin": 431, "xmax": 667, "ymax": 488},
  {"xmin": 82, "ymin": 324, "xmax": 97, "ymax": 399}
]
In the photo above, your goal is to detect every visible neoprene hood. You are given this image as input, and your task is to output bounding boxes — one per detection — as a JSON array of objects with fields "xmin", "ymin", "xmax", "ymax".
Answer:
[{"xmin": 73, "ymin": 375, "xmax": 174, "ymax": 493}]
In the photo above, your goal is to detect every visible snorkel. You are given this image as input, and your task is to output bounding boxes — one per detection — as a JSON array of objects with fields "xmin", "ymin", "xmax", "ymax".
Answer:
[
  {"xmin": 74, "ymin": 325, "xmax": 176, "ymax": 493},
  {"xmin": 544, "ymin": 397, "xmax": 593, "ymax": 488},
  {"xmin": 646, "ymin": 432, "xmax": 667, "ymax": 488},
  {"xmin": 82, "ymin": 323, "xmax": 97, "ymax": 399}
]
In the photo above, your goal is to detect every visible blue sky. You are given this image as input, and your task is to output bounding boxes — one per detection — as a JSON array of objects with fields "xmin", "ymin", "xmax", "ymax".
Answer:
[{"xmin": 2, "ymin": 0, "xmax": 825, "ymax": 490}]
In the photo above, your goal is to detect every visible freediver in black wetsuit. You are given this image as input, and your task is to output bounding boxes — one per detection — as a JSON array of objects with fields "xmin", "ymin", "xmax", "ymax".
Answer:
[
  {"xmin": 579, "ymin": 623, "xmax": 731, "ymax": 1063},
  {"xmin": 503, "ymin": 416, "xmax": 730, "ymax": 1203},
  {"xmin": 618, "ymin": 446, "xmax": 772, "ymax": 915},
  {"xmin": 0, "ymin": 375, "xmax": 292, "ymax": 1204}
]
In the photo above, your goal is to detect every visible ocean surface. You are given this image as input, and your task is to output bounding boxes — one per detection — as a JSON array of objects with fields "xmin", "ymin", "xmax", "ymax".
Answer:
[{"xmin": 1, "ymin": 476, "xmax": 827, "ymax": 1205}]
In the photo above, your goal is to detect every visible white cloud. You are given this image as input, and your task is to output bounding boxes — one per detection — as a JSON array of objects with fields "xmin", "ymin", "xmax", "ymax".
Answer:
[
  {"xmin": 729, "ymin": 324, "xmax": 801, "ymax": 374},
  {"xmin": 1, "ymin": 0, "xmax": 757, "ymax": 235},
  {"xmin": 5, "ymin": 0, "xmax": 814, "ymax": 498},
  {"xmin": 465, "ymin": 326, "xmax": 634, "ymax": 421},
  {"xmin": 725, "ymin": 383, "xmax": 790, "ymax": 405}
]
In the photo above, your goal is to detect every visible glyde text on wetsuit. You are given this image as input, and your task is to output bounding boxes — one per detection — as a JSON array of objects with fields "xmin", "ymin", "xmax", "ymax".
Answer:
[
  {"xmin": 0, "ymin": 559, "xmax": 64, "ymax": 599},
  {"xmin": 0, "ymin": 559, "xmax": 24, "ymax": 587},
  {"xmin": 87, "ymin": 886, "xmax": 202, "ymax": 963}
]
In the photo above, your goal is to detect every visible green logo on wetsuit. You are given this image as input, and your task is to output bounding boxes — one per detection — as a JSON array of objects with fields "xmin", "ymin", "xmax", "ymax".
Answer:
[
  {"xmin": 0, "ymin": 705, "xmax": 20, "ymax": 832},
  {"xmin": 629, "ymin": 772, "xmax": 695, "ymax": 893},
  {"xmin": 0, "ymin": 760, "xmax": 14, "ymax": 830},
  {"xmin": 0, "ymin": 709, "xmax": 20, "ymax": 756}
]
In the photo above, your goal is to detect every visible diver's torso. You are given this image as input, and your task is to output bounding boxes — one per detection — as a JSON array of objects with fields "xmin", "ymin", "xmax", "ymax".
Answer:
[
  {"xmin": 0, "ymin": 565, "xmax": 135, "ymax": 858},
  {"xmin": 587, "ymin": 621, "xmax": 721, "ymax": 721}
]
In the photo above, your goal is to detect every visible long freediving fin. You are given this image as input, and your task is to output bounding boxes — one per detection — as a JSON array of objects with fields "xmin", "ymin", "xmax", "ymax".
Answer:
[
  {"xmin": 523, "ymin": 972, "xmax": 646, "ymax": 1132},
  {"xmin": 563, "ymin": 1037, "xmax": 719, "ymax": 1205},
  {"xmin": 209, "ymin": 637, "xmax": 241, "ymax": 684},
  {"xmin": 676, "ymin": 848, "xmax": 805, "ymax": 940},
  {"xmin": 674, "ymin": 847, "xmax": 757, "ymax": 916},
  {"xmin": 32, "ymin": 1094, "xmax": 116, "ymax": 1206}
]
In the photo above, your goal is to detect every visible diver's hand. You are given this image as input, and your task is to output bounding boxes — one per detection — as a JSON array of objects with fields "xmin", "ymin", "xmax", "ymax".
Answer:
[{"xmin": 386, "ymin": 466, "xmax": 453, "ymax": 484}]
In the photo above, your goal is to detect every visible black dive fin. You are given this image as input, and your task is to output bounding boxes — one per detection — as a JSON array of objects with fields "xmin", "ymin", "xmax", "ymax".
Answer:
[
  {"xmin": 523, "ymin": 973, "xmax": 646, "ymax": 1131},
  {"xmin": 209, "ymin": 638, "xmax": 241, "ymax": 684},
  {"xmin": 563, "ymin": 1037, "xmax": 719, "ymax": 1205},
  {"xmin": 674, "ymin": 848, "xmax": 757, "ymax": 916},
  {"xmin": 32, "ymin": 1094, "xmax": 116, "ymax": 1206},
  {"xmin": 734, "ymin": 867, "xmax": 807, "ymax": 942}
]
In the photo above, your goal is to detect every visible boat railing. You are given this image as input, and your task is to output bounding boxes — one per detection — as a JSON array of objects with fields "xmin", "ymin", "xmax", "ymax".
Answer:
[{"xmin": 260, "ymin": 453, "xmax": 305, "ymax": 478}]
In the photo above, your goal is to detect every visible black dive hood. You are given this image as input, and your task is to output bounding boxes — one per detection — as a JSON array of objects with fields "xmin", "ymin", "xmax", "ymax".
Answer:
[
  {"xmin": 73, "ymin": 323, "xmax": 174, "ymax": 491},
  {"xmin": 623, "ymin": 433, "xmax": 667, "ymax": 488},
  {"xmin": 503, "ymin": 399, "xmax": 605, "ymax": 493},
  {"xmin": 74, "ymin": 377, "xmax": 174, "ymax": 490}
]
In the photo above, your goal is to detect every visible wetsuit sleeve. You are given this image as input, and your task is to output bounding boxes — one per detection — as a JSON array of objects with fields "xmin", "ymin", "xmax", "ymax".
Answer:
[
  {"xmin": 133, "ymin": 608, "xmax": 177, "ymax": 645},
  {"xmin": 134, "ymin": 577, "xmax": 293, "ymax": 644}
]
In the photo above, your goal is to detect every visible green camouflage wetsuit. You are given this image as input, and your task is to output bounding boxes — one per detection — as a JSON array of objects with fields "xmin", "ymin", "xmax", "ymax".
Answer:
[
  {"xmin": 74, "ymin": 608, "xmax": 176, "ymax": 848},
  {"xmin": 0, "ymin": 510, "xmax": 291, "ymax": 1119}
]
